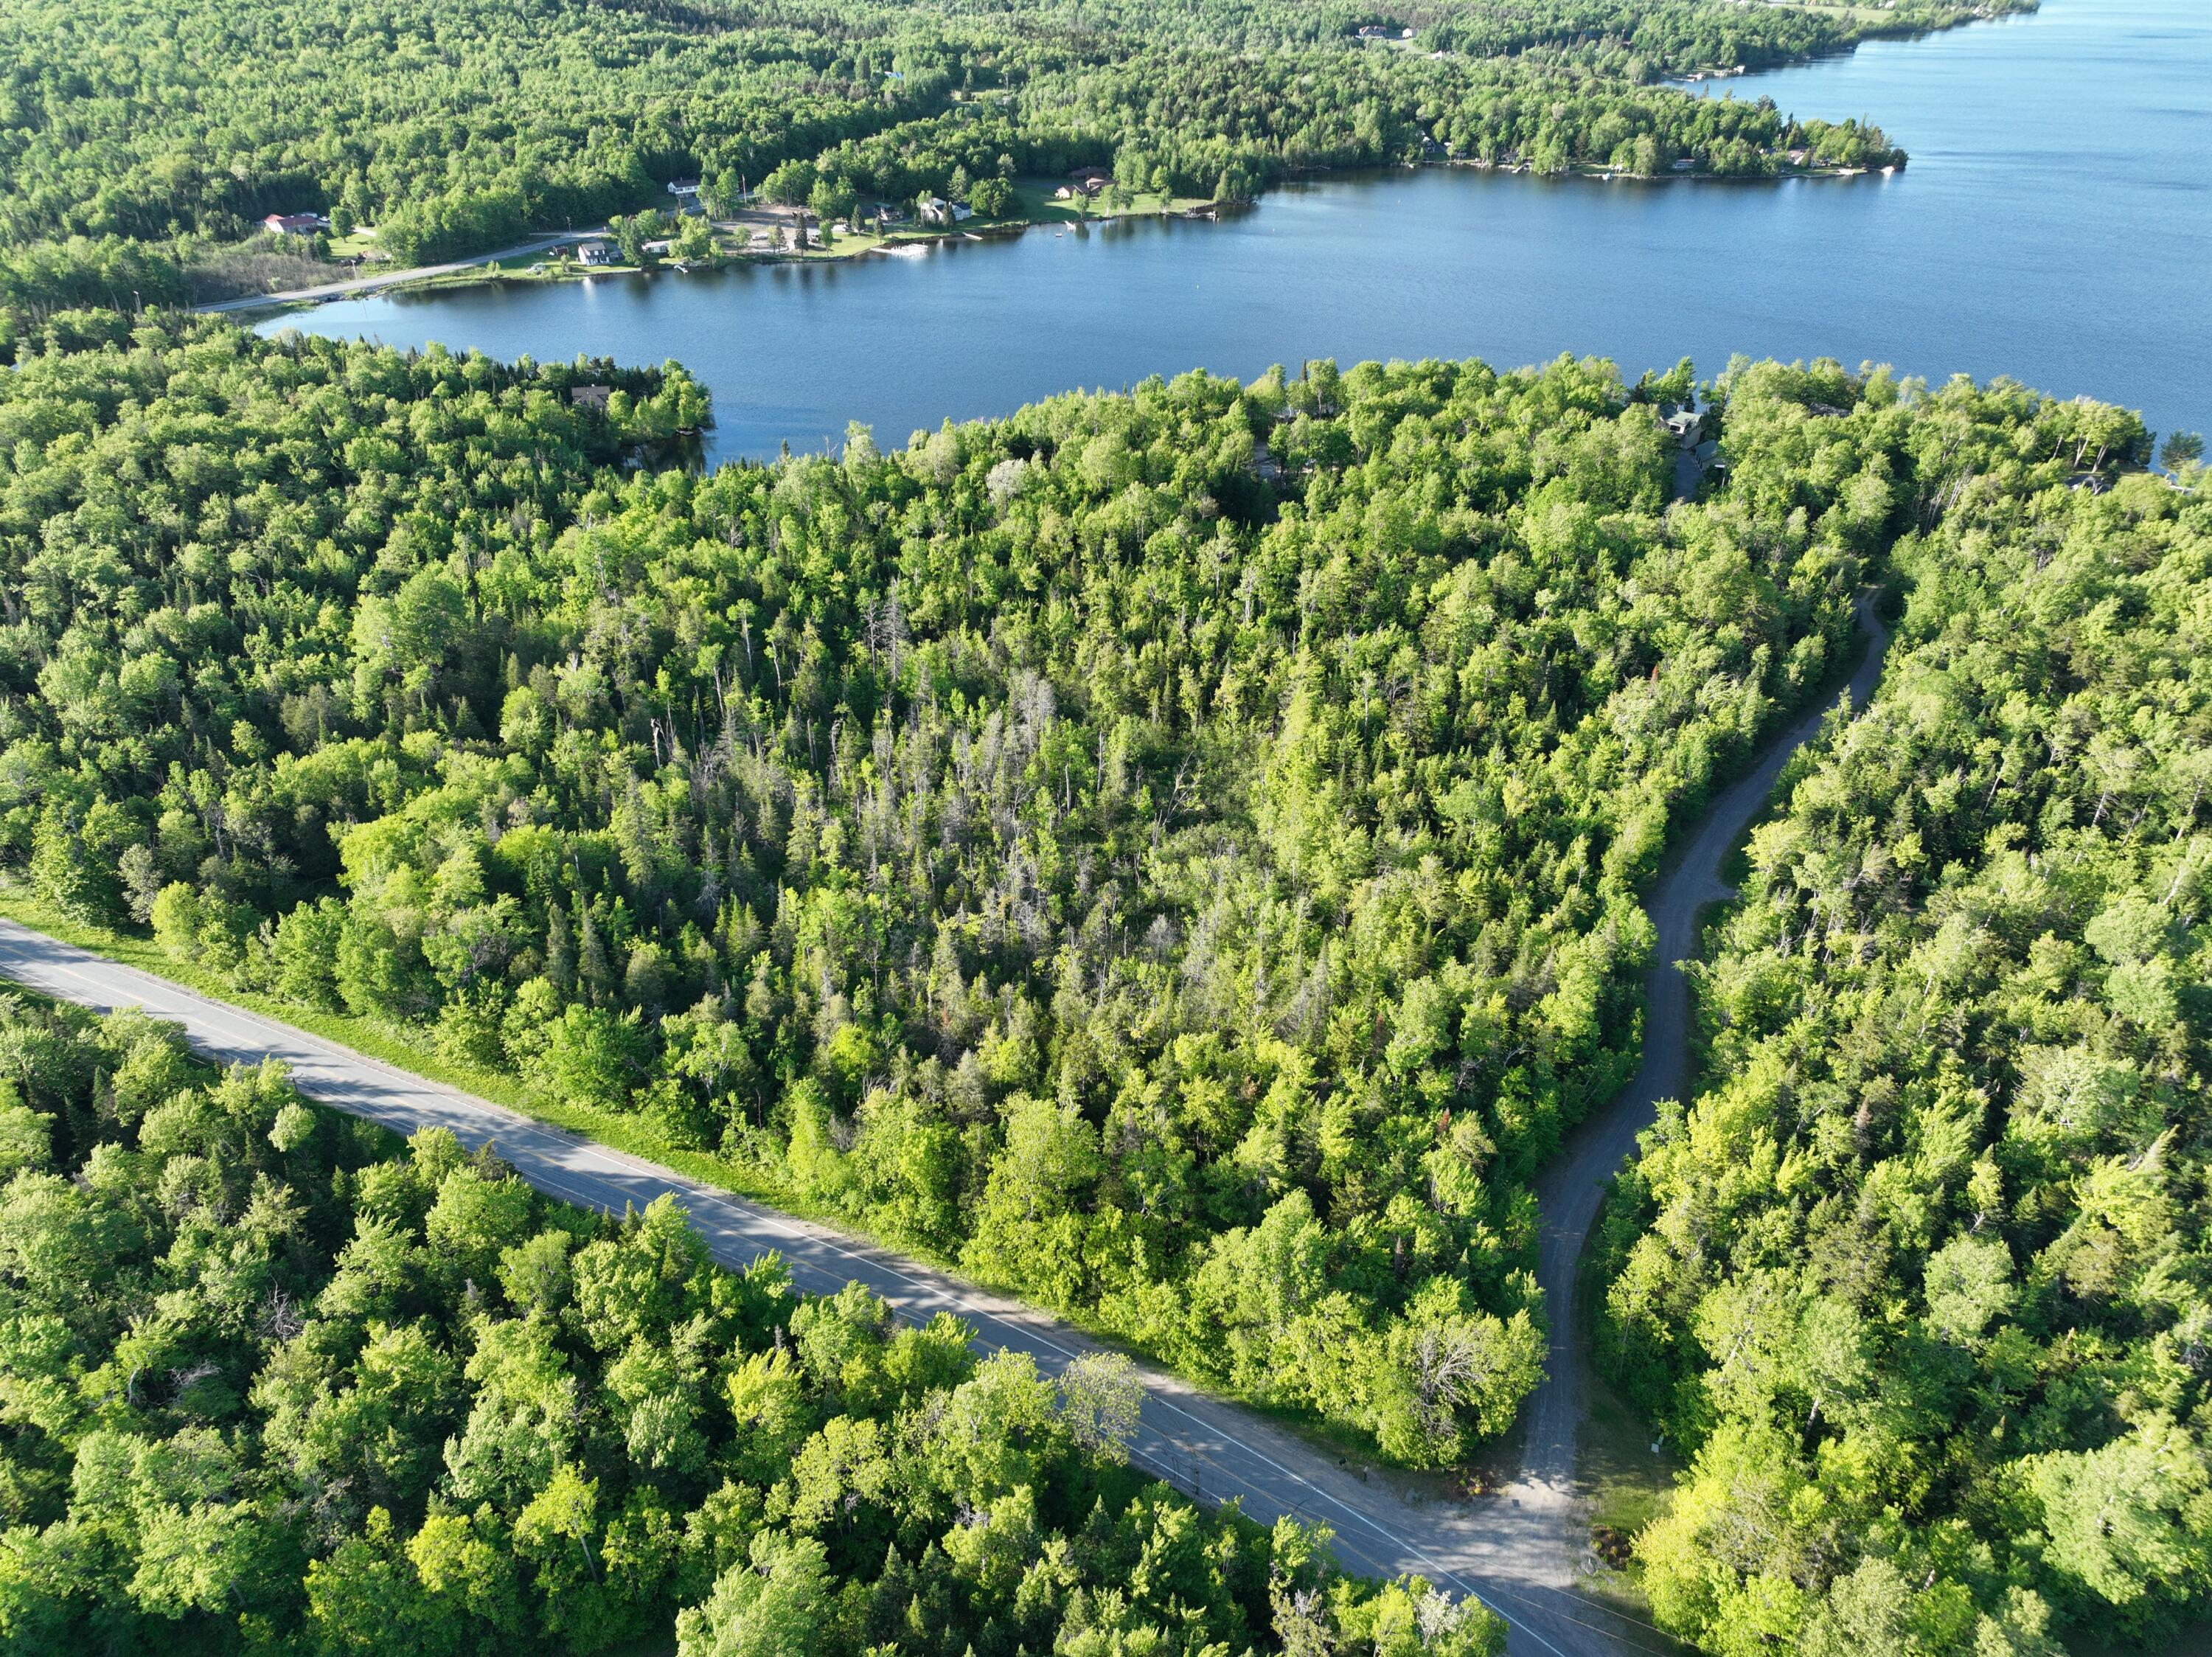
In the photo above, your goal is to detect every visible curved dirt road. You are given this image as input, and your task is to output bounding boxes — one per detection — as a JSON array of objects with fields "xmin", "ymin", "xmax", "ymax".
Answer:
[
  {"xmin": 0, "ymin": 604, "xmax": 1889, "ymax": 1657},
  {"xmin": 1485, "ymin": 596, "xmax": 1893, "ymax": 1601}
]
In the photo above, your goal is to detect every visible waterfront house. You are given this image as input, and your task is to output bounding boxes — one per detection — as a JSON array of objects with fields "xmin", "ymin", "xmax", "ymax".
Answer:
[
  {"xmin": 950, "ymin": 201, "xmax": 974, "ymax": 222},
  {"xmin": 570, "ymin": 385, "xmax": 612, "ymax": 411},
  {"xmin": 576, "ymin": 240, "xmax": 616, "ymax": 265},
  {"xmin": 1661, "ymin": 406, "xmax": 1703, "ymax": 446},
  {"xmin": 919, "ymin": 196, "xmax": 950, "ymax": 225}
]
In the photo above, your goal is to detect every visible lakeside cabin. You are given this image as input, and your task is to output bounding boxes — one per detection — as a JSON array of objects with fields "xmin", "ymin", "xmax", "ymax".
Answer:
[
  {"xmin": 569, "ymin": 385, "xmax": 612, "ymax": 411},
  {"xmin": 576, "ymin": 240, "xmax": 616, "ymax": 265},
  {"xmin": 261, "ymin": 212, "xmax": 325, "ymax": 235}
]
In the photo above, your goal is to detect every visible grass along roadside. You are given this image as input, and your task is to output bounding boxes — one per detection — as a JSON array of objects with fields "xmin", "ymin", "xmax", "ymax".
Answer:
[
  {"xmin": 426, "ymin": 187, "xmax": 1220, "ymax": 291},
  {"xmin": 1573, "ymin": 1197, "xmax": 1683, "ymax": 1624},
  {"xmin": 223, "ymin": 147, "xmax": 1888, "ymax": 316},
  {"xmin": 0, "ymin": 605, "xmax": 1902, "ymax": 1492},
  {"xmin": 251, "ymin": 186, "xmax": 1223, "ymax": 306},
  {"xmin": 0, "ymin": 883, "xmax": 957, "ymax": 1255},
  {"xmin": 1009, "ymin": 178, "xmax": 1217, "ymax": 223},
  {"xmin": 0, "ymin": 882, "xmax": 1441, "ymax": 1486},
  {"xmin": 1546, "ymin": 597, "xmax": 1899, "ymax": 1628}
]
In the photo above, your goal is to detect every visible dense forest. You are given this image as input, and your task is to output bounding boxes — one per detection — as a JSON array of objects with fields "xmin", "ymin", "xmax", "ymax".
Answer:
[
  {"xmin": 0, "ymin": 0, "xmax": 2017, "ymax": 330},
  {"xmin": 1596, "ymin": 363, "xmax": 2208, "ymax": 1650},
  {"xmin": 1, "ymin": 310, "xmax": 2197, "ymax": 1653},
  {"xmin": 0, "ymin": 993, "xmax": 1498, "ymax": 1655},
  {"xmin": 0, "ymin": 316, "xmax": 1917, "ymax": 1465}
]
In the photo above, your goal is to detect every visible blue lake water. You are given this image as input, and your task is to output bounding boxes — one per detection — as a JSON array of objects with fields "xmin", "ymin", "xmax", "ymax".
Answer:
[{"xmin": 266, "ymin": 0, "xmax": 2211, "ymax": 463}]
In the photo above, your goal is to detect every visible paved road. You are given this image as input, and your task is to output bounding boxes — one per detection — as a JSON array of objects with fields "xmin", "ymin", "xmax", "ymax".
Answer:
[
  {"xmin": 198, "ymin": 232, "xmax": 598, "ymax": 314},
  {"xmin": 0, "ymin": 604, "xmax": 1891, "ymax": 1657},
  {"xmin": 0, "ymin": 918, "xmax": 1649, "ymax": 1656},
  {"xmin": 1488, "ymin": 596, "xmax": 1893, "ymax": 1594}
]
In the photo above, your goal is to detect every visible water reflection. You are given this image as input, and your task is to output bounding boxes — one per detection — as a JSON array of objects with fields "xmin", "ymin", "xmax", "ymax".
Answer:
[{"xmin": 266, "ymin": 0, "xmax": 2209, "ymax": 463}]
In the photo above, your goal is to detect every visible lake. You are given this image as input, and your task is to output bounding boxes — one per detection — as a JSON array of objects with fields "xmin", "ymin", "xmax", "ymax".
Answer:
[{"xmin": 265, "ymin": 0, "xmax": 2211, "ymax": 464}]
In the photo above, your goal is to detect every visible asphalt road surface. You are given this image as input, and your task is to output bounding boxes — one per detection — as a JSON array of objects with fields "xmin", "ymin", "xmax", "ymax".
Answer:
[
  {"xmin": 1487, "ymin": 597, "xmax": 1893, "ymax": 1605},
  {"xmin": 0, "ymin": 918, "xmax": 1649, "ymax": 1655},
  {"xmin": 197, "ymin": 232, "xmax": 597, "ymax": 314},
  {"xmin": 0, "ymin": 602, "xmax": 1891, "ymax": 1657}
]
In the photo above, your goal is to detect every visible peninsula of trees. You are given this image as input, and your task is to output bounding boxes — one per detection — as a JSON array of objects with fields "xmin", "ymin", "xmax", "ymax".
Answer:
[
  {"xmin": 4, "ymin": 304, "xmax": 2174, "ymax": 1489},
  {"xmin": 3, "ymin": 321, "xmax": 1892, "ymax": 1469},
  {"xmin": 0, "ymin": 0, "xmax": 2025, "ymax": 333},
  {"xmin": 1, "ymin": 295, "xmax": 2202, "ymax": 1657}
]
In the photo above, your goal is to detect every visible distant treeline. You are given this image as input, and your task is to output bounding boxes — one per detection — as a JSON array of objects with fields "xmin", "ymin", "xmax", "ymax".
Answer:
[{"xmin": 0, "ymin": 0, "xmax": 2021, "ymax": 330}]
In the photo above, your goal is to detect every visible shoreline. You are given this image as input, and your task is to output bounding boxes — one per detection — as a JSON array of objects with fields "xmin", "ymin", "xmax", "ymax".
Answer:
[
  {"xmin": 186, "ymin": 0, "xmax": 2031, "ymax": 320},
  {"xmin": 202, "ymin": 191, "xmax": 1214, "ymax": 316},
  {"xmin": 1667, "ymin": 0, "xmax": 2039, "ymax": 86},
  {"xmin": 215, "ymin": 156, "xmax": 1895, "ymax": 319}
]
